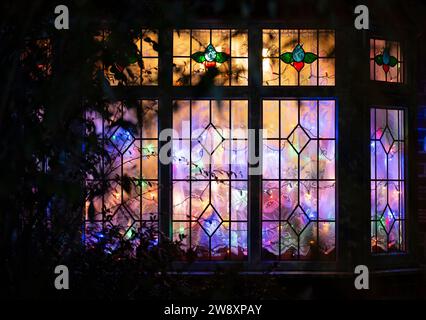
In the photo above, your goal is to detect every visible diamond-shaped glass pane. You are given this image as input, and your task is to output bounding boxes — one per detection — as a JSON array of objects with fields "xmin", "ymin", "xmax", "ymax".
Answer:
[
  {"xmin": 197, "ymin": 124, "xmax": 224, "ymax": 155},
  {"xmin": 288, "ymin": 125, "xmax": 310, "ymax": 153},
  {"xmin": 198, "ymin": 205, "xmax": 223, "ymax": 236},
  {"xmin": 380, "ymin": 128, "xmax": 394, "ymax": 154},
  {"xmin": 110, "ymin": 127, "xmax": 134, "ymax": 153},
  {"xmin": 110, "ymin": 205, "xmax": 136, "ymax": 234},
  {"xmin": 288, "ymin": 206, "xmax": 310, "ymax": 235},
  {"xmin": 380, "ymin": 206, "xmax": 395, "ymax": 234}
]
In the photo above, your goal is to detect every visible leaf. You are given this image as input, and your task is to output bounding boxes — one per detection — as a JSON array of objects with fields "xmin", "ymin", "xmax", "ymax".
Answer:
[
  {"xmin": 144, "ymin": 37, "xmax": 159, "ymax": 52},
  {"xmin": 304, "ymin": 52, "xmax": 317, "ymax": 64},
  {"xmin": 127, "ymin": 55, "xmax": 138, "ymax": 64},
  {"xmin": 191, "ymin": 51, "xmax": 206, "ymax": 63},
  {"xmin": 121, "ymin": 175, "xmax": 132, "ymax": 194},
  {"xmin": 374, "ymin": 54, "xmax": 383, "ymax": 66},
  {"xmin": 389, "ymin": 56, "xmax": 398, "ymax": 67},
  {"xmin": 215, "ymin": 52, "xmax": 228, "ymax": 63},
  {"xmin": 279, "ymin": 52, "xmax": 293, "ymax": 64}
]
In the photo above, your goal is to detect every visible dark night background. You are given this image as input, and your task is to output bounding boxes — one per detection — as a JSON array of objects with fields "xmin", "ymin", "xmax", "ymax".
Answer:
[{"xmin": 0, "ymin": 0, "xmax": 425, "ymax": 300}]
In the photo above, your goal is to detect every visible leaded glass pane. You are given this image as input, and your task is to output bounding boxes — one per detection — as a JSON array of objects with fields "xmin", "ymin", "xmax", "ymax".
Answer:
[
  {"xmin": 173, "ymin": 30, "xmax": 248, "ymax": 86},
  {"xmin": 262, "ymin": 99, "xmax": 336, "ymax": 260},
  {"xmin": 172, "ymin": 100, "xmax": 248, "ymax": 260},
  {"xmin": 97, "ymin": 29, "xmax": 159, "ymax": 86},
  {"xmin": 263, "ymin": 30, "xmax": 335, "ymax": 86},
  {"xmin": 370, "ymin": 39, "xmax": 403, "ymax": 83},
  {"xmin": 371, "ymin": 108, "xmax": 406, "ymax": 252},
  {"xmin": 84, "ymin": 100, "xmax": 159, "ymax": 244}
]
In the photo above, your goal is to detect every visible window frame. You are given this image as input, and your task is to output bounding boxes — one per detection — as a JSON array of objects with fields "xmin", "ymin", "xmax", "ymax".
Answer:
[
  {"xmin": 369, "ymin": 106, "xmax": 408, "ymax": 255},
  {"xmin": 97, "ymin": 21, "xmax": 417, "ymax": 272},
  {"xmin": 369, "ymin": 37, "xmax": 405, "ymax": 84},
  {"xmin": 260, "ymin": 98, "xmax": 338, "ymax": 261}
]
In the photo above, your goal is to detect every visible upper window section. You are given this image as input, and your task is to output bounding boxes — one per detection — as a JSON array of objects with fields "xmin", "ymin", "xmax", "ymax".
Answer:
[
  {"xmin": 370, "ymin": 39, "xmax": 403, "ymax": 83},
  {"xmin": 173, "ymin": 29, "xmax": 248, "ymax": 86},
  {"xmin": 97, "ymin": 29, "xmax": 159, "ymax": 86},
  {"xmin": 262, "ymin": 29, "xmax": 335, "ymax": 86}
]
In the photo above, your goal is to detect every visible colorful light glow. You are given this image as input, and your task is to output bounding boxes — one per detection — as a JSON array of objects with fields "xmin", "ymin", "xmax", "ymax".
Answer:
[
  {"xmin": 262, "ymin": 99, "xmax": 336, "ymax": 260},
  {"xmin": 84, "ymin": 100, "xmax": 159, "ymax": 244},
  {"xmin": 371, "ymin": 108, "xmax": 406, "ymax": 253},
  {"xmin": 172, "ymin": 100, "xmax": 248, "ymax": 260}
]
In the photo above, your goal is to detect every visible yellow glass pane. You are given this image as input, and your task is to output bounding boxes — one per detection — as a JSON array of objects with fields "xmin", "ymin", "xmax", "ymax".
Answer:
[
  {"xmin": 319, "ymin": 58, "xmax": 335, "ymax": 85},
  {"xmin": 173, "ymin": 57, "xmax": 190, "ymax": 86},
  {"xmin": 281, "ymin": 100, "xmax": 298, "ymax": 138},
  {"xmin": 263, "ymin": 100, "xmax": 279, "ymax": 138},
  {"xmin": 231, "ymin": 29, "xmax": 248, "ymax": 57},
  {"xmin": 280, "ymin": 60, "xmax": 298, "ymax": 85},
  {"xmin": 263, "ymin": 29, "xmax": 279, "ymax": 57},
  {"xmin": 231, "ymin": 58, "xmax": 248, "ymax": 86},
  {"xmin": 263, "ymin": 58, "xmax": 280, "ymax": 85},
  {"xmin": 142, "ymin": 58, "xmax": 158, "ymax": 85},
  {"xmin": 141, "ymin": 29, "xmax": 158, "ymax": 57},
  {"xmin": 319, "ymin": 30, "xmax": 335, "ymax": 58},
  {"xmin": 191, "ymin": 29, "xmax": 210, "ymax": 54},
  {"xmin": 173, "ymin": 29, "xmax": 190, "ymax": 56},
  {"xmin": 212, "ymin": 29, "xmax": 230, "ymax": 55}
]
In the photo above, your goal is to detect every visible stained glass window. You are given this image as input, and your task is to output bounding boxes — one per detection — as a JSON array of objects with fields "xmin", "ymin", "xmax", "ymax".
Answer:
[
  {"xmin": 370, "ymin": 39, "xmax": 403, "ymax": 83},
  {"xmin": 262, "ymin": 99, "xmax": 336, "ymax": 260},
  {"xmin": 371, "ymin": 108, "xmax": 406, "ymax": 253},
  {"xmin": 97, "ymin": 29, "xmax": 159, "ymax": 86},
  {"xmin": 172, "ymin": 100, "xmax": 248, "ymax": 260},
  {"xmin": 173, "ymin": 30, "xmax": 248, "ymax": 86},
  {"xmin": 84, "ymin": 100, "xmax": 159, "ymax": 243},
  {"xmin": 262, "ymin": 30, "xmax": 335, "ymax": 86}
]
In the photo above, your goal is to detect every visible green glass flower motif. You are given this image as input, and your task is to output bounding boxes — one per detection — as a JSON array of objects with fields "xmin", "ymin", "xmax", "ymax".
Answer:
[
  {"xmin": 191, "ymin": 44, "xmax": 229, "ymax": 68},
  {"xmin": 374, "ymin": 48, "xmax": 398, "ymax": 74},
  {"xmin": 279, "ymin": 44, "xmax": 317, "ymax": 72}
]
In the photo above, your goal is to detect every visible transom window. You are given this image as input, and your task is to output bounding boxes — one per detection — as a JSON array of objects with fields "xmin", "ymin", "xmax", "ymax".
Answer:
[
  {"xmin": 370, "ymin": 39, "xmax": 404, "ymax": 83},
  {"xmin": 262, "ymin": 29, "xmax": 335, "ymax": 86},
  {"xmin": 173, "ymin": 29, "xmax": 248, "ymax": 86},
  {"xmin": 96, "ymin": 29, "xmax": 159, "ymax": 86}
]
